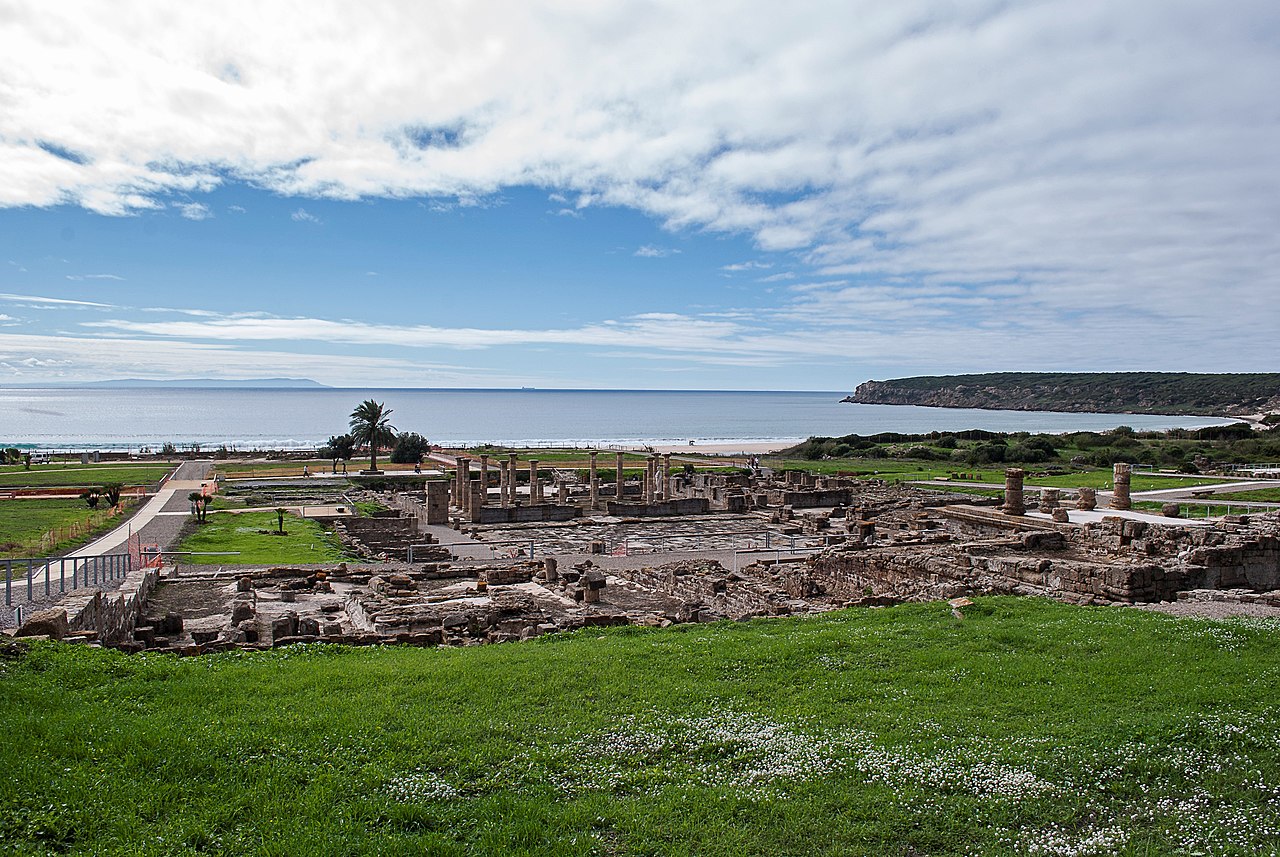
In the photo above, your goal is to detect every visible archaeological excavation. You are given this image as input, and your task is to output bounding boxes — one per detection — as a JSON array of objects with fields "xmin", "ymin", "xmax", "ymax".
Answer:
[{"xmin": 16, "ymin": 459, "xmax": 1280, "ymax": 654}]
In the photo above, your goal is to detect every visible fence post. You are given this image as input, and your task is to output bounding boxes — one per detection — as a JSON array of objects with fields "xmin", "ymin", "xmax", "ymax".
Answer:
[
  {"xmin": 60, "ymin": 559, "xmax": 65, "ymax": 593},
  {"xmin": 5, "ymin": 560, "xmax": 10, "ymax": 606},
  {"xmin": 43, "ymin": 559, "xmax": 50, "ymax": 597}
]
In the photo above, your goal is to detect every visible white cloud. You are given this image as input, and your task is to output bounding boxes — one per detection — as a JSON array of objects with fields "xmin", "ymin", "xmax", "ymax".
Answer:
[
  {"xmin": 634, "ymin": 245, "xmax": 680, "ymax": 258},
  {"xmin": 290, "ymin": 207, "xmax": 321, "ymax": 223},
  {"xmin": 176, "ymin": 201, "xmax": 212, "ymax": 220},
  {"xmin": 721, "ymin": 261, "xmax": 773, "ymax": 272},
  {"xmin": 0, "ymin": 292, "xmax": 114, "ymax": 308},
  {"xmin": 66, "ymin": 273, "xmax": 124, "ymax": 281}
]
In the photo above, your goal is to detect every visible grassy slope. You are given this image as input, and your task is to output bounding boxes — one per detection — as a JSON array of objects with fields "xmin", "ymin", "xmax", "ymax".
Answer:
[
  {"xmin": 0, "ymin": 498, "xmax": 141, "ymax": 558},
  {"xmin": 1, "ymin": 598, "xmax": 1277, "ymax": 856},
  {"xmin": 0, "ymin": 463, "xmax": 174, "ymax": 489},
  {"xmin": 175, "ymin": 509, "xmax": 352, "ymax": 564}
]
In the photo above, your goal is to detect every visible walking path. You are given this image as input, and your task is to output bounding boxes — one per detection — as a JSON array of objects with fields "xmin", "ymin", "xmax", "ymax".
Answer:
[{"xmin": 68, "ymin": 461, "xmax": 212, "ymax": 557}]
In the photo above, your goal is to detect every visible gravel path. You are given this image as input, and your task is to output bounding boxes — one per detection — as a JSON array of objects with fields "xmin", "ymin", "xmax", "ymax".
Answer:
[{"xmin": 1129, "ymin": 600, "xmax": 1280, "ymax": 620}]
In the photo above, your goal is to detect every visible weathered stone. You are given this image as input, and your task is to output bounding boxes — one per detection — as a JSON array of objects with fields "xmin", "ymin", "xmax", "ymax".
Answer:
[{"xmin": 16, "ymin": 608, "xmax": 68, "ymax": 640}]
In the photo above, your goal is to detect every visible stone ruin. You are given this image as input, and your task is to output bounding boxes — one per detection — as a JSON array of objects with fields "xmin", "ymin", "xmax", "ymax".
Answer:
[{"xmin": 17, "ymin": 460, "xmax": 1280, "ymax": 654}]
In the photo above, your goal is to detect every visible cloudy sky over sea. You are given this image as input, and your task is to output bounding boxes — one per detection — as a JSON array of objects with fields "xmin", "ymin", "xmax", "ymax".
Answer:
[{"xmin": 1, "ymin": 1, "xmax": 1276, "ymax": 389}]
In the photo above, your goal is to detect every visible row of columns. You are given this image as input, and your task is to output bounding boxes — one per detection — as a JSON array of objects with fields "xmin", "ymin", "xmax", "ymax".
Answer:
[
  {"xmin": 450, "ymin": 450, "xmax": 687, "ymax": 512},
  {"xmin": 1002, "ymin": 463, "xmax": 1132, "ymax": 516}
]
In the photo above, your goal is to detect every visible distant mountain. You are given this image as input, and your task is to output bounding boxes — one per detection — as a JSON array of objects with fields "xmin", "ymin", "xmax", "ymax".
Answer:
[
  {"xmin": 4, "ymin": 378, "xmax": 331, "ymax": 389},
  {"xmin": 845, "ymin": 372, "xmax": 1280, "ymax": 417}
]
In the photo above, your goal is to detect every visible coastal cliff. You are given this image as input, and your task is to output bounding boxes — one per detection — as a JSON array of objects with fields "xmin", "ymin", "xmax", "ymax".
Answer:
[{"xmin": 844, "ymin": 373, "xmax": 1280, "ymax": 417}]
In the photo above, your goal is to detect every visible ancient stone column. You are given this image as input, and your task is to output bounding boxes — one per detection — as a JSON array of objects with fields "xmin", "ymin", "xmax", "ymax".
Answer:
[
  {"xmin": 644, "ymin": 456, "xmax": 656, "ymax": 503},
  {"xmin": 557, "ymin": 479, "xmax": 568, "ymax": 504},
  {"xmin": 1076, "ymin": 487, "xmax": 1097, "ymax": 511},
  {"xmin": 1039, "ymin": 488, "xmax": 1060, "ymax": 513},
  {"xmin": 543, "ymin": 557, "xmax": 558, "ymax": 582},
  {"xmin": 661, "ymin": 454, "xmax": 672, "ymax": 501},
  {"xmin": 505, "ymin": 453, "xmax": 517, "ymax": 505},
  {"xmin": 529, "ymin": 459, "xmax": 540, "ymax": 504},
  {"xmin": 453, "ymin": 457, "xmax": 465, "ymax": 507},
  {"xmin": 468, "ymin": 479, "xmax": 483, "ymax": 523},
  {"xmin": 478, "ymin": 455, "xmax": 490, "ymax": 507},
  {"xmin": 1003, "ymin": 468, "xmax": 1025, "ymax": 516},
  {"xmin": 616, "ymin": 452, "xmax": 626, "ymax": 500},
  {"xmin": 458, "ymin": 458, "xmax": 471, "ymax": 512},
  {"xmin": 1110, "ymin": 463, "xmax": 1132, "ymax": 510},
  {"xmin": 589, "ymin": 451, "xmax": 600, "ymax": 510},
  {"xmin": 499, "ymin": 460, "xmax": 511, "ymax": 508}
]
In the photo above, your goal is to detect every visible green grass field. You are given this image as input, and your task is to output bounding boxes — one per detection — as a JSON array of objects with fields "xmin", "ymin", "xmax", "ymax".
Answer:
[
  {"xmin": 0, "ymin": 498, "xmax": 139, "ymax": 558},
  {"xmin": 175, "ymin": 509, "xmax": 353, "ymax": 564},
  {"xmin": 0, "ymin": 462, "xmax": 175, "ymax": 489},
  {"xmin": 1207, "ymin": 487, "xmax": 1280, "ymax": 503},
  {"xmin": 1, "ymin": 598, "xmax": 1277, "ymax": 855}
]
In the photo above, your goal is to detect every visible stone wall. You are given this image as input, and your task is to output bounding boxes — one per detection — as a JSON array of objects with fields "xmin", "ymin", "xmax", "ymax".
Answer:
[
  {"xmin": 606, "ymin": 498, "xmax": 711, "ymax": 517},
  {"xmin": 22, "ymin": 564, "xmax": 162, "ymax": 643},
  {"xmin": 477, "ymin": 504, "xmax": 581, "ymax": 524}
]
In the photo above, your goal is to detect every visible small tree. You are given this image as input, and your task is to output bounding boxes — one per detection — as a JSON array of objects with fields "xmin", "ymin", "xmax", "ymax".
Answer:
[
  {"xmin": 349, "ymin": 400, "xmax": 396, "ymax": 473},
  {"xmin": 80, "ymin": 489, "xmax": 100, "ymax": 510},
  {"xmin": 188, "ymin": 491, "xmax": 209, "ymax": 523},
  {"xmin": 101, "ymin": 483, "xmax": 122, "ymax": 507},
  {"xmin": 390, "ymin": 432, "xmax": 431, "ymax": 464}
]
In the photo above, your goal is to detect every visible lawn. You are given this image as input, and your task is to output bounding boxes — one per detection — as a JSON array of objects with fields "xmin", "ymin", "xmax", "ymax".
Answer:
[
  {"xmin": 0, "ymin": 463, "xmax": 175, "ymax": 489},
  {"xmin": 1, "ymin": 598, "xmax": 1277, "ymax": 855},
  {"xmin": 174, "ymin": 509, "xmax": 353, "ymax": 565},
  {"xmin": 0, "ymin": 498, "xmax": 137, "ymax": 558},
  {"xmin": 1207, "ymin": 486, "xmax": 1280, "ymax": 503}
]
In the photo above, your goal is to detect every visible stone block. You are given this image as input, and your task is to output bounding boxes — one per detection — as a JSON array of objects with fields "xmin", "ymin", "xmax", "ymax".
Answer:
[{"xmin": 16, "ymin": 608, "xmax": 68, "ymax": 640}]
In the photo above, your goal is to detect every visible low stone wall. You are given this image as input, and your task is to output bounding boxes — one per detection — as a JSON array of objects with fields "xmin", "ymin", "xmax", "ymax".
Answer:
[
  {"xmin": 610, "ymin": 559, "xmax": 789, "ymax": 619},
  {"xmin": 17, "ymin": 564, "xmax": 161, "ymax": 643},
  {"xmin": 477, "ymin": 504, "xmax": 580, "ymax": 524},
  {"xmin": 607, "ymin": 498, "xmax": 711, "ymax": 518}
]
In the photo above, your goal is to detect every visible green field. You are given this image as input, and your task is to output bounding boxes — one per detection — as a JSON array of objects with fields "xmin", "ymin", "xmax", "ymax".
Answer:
[
  {"xmin": 2, "ymin": 599, "xmax": 1277, "ymax": 855},
  {"xmin": 175, "ymin": 509, "xmax": 353, "ymax": 564},
  {"xmin": 0, "ymin": 463, "xmax": 174, "ymax": 489},
  {"xmin": 0, "ymin": 498, "xmax": 137, "ymax": 558},
  {"xmin": 1206, "ymin": 486, "xmax": 1280, "ymax": 503}
]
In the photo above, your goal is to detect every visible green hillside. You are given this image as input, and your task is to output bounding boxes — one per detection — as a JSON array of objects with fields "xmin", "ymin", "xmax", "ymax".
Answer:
[{"xmin": 849, "ymin": 372, "xmax": 1280, "ymax": 416}]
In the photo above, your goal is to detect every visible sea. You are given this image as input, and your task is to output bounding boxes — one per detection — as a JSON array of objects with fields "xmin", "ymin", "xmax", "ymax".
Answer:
[{"xmin": 0, "ymin": 388, "xmax": 1236, "ymax": 453}]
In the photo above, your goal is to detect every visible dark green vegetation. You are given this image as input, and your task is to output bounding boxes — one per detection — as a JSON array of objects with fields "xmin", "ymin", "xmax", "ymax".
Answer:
[
  {"xmin": 174, "ymin": 509, "xmax": 351, "ymax": 565},
  {"xmin": 1, "ymin": 599, "xmax": 1277, "ymax": 855},
  {"xmin": 775, "ymin": 423, "xmax": 1276, "ymax": 473},
  {"xmin": 350, "ymin": 399, "xmax": 397, "ymax": 473},
  {"xmin": 850, "ymin": 372, "xmax": 1280, "ymax": 416},
  {"xmin": 0, "ymin": 463, "xmax": 174, "ymax": 489}
]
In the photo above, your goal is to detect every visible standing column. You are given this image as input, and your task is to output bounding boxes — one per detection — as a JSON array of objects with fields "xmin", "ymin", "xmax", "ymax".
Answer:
[
  {"xmin": 529, "ymin": 459, "xmax": 540, "ymax": 504},
  {"xmin": 662, "ymin": 453, "xmax": 672, "ymax": 500},
  {"xmin": 507, "ymin": 453, "xmax": 518, "ymax": 505},
  {"xmin": 499, "ymin": 460, "xmax": 511, "ymax": 507},
  {"xmin": 557, "ymin": 479, "xmax": 568, "ymax": 504},
  {"xmin": 615, "ymin": 452, "xmax": 626, "ymax": 501},
  {"xmin": 453, "ymin": 457, "xmax": 465, "ymax": 508},
  {"xmin": 1110, "ymin": 463, "xmax": 1132, "ymax": 510},
  {"xmin": 644, "ymin": 456, "xmax": 656, "ymax": 503},
  {"xmin": 478, "ymin": 455, "xmax": 490, "ymax": 507},
  {"xmin": 458, "ymin": 458, "xmax": 472, "ymax": 511},
  {"xmin": 1003, "ymin": 467, "xmax": 1025, "ymax": 516},
  {"xmin": 589, "ymin": 451, "xmax": 600, "ymax": 510}
]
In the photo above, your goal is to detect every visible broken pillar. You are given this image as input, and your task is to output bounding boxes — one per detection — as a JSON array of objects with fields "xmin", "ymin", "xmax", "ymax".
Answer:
[
  {"xmin": 856, "ymin": 520, "xmax": 876, "ymax": 544},
  {"xmin": 1039, "ymin": 488, "xmax": 1060, "ymax": 513},
  {"xmin": 425, "ymin": 480, "xmax": 450, "ymax": 524},
  {"xmin": 478, "ymin": 455, "xmax": 490, "ymax": 506},
  {"xmin": 529, "ymin": 460, "xmax": 540, "ymax": 504},
  {"xmin": 557, "ymin": 479, "xmax": 568, "ymax": 504},
  {"xmin": 1110, "ymin": 463, "xmax": 1132, "ymax": 511},
  {"xmin": 468, "ymin": 479, "xmax": 484, "ymax": 523},
  {"xmin": 543, "ymin": 557, "xmax": 558, "ymax": 582},
  {"xmin": 499, "ymin": 460, "xmax": 511, "ymax": 508},
  {"xmin": 1076, "ymin": 487, "xmax": 1097, "ymax": 511},
  {"xmin": 458, "ymin": 458, "xmax": 472, "ymax": 513},
  {"xmin": 1003, "ymin": 468, "xmax": 1025, "ymax": 516},
  {"xmin": 615, "ymin": 452, "xmax": 626, "ymax": 499}
]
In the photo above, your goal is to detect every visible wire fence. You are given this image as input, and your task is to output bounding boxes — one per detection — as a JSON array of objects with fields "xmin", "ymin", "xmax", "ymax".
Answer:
[{"xmin": 6, "ymin": 498, "xmax": 140, "ymax": 557}]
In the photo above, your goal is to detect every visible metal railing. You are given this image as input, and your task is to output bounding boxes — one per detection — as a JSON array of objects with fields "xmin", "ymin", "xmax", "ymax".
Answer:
[{"xmin": 4, "ymin": 552, "xmax": 135, "ymax": 606}]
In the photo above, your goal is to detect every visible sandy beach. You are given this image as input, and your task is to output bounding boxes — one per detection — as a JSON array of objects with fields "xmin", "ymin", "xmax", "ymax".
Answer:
[{"xmin": 628, "ymin": 441, "xmax": 797, "ymax": 456}]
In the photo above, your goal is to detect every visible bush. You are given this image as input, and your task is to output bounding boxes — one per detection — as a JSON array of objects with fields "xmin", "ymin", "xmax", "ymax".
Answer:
[{"xmin": 390, "ymin": 432, "xmax": 431, "ymax": 464}]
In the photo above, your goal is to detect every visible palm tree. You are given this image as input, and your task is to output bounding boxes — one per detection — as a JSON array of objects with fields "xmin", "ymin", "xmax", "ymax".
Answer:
[{"xmin": 349, "ymin": 399, "xmax": 396, "ymax": 473}]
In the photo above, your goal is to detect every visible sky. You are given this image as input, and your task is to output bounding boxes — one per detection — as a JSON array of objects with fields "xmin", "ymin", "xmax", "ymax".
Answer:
[{"xmin": 1, "ymin": 1, "xmax": 1277, "ymax": 390}]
